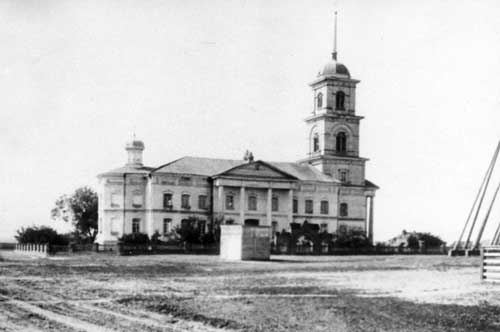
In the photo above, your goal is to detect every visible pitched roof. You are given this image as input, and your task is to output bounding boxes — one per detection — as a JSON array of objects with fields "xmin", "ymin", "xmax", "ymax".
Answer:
[
  {"xmin": 364, "ymin": 179, "xmax": 379, "ymax": 189},
  {"xmin": 152, "ymin": 156, "xmax": 244, "ymax": 176},
  {"xmin": 270, "ymin": 162, "xmax": 338, "ymax": 182},
  {"xmin": 152, "ymin": 156, "xmax": 338, "ymax": 182},
  {"xmin": 100, "ymin": 156, "xmax": 370, "ymax": 185}
]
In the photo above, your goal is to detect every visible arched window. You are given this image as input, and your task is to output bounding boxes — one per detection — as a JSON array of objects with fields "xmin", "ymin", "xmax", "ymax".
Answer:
[
  {"xmin": 336, "ymin": 132, "xmax": 347, "ymax": 153},
  {"xmin": 317, "ymin": 92, "xmax": 323, "ymax": 108},
  {"xmin": 336, "ymin": 91, "xmax": 345, "ymax": 110},
  {"xmin": 313, "ymin": 133, "xmax": 319, "ymax": 152},
  {"xmin": 339, "ymin": 203, "xmax": 348, "ymax": 217}
]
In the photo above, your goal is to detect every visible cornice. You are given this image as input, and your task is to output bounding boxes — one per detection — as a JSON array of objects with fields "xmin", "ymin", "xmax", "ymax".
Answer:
[
  {"xmin": 309, "ymin": 76, "xmax": 360, "ymax": 87},
  {"xmin": 305, "ymin": 113, "xmax": 364, "ymax": 123}
]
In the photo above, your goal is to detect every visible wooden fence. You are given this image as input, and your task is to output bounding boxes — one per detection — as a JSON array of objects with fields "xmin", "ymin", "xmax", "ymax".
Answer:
[
  {"xmin": 481, "ymin": 246, "xmax": 500, "ymax": 282},
  {"xmin": 272, "ymin": 244, "xmax": 448, "ymax": 255}
]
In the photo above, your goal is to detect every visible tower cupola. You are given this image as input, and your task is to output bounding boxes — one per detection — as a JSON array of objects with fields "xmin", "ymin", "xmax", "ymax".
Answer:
[
  {"xmin": 125, "ymin": 137, "xmax": 145, "ymax": 167},
  {"xmin": 317, "ymin": 11, "xmax": 350, "ymax": 79}
]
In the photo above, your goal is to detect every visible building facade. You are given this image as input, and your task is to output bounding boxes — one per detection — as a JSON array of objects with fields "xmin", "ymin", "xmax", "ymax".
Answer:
[{"xmin": 95, "ymin": 23, "xmax": 378, "ymax": 245}]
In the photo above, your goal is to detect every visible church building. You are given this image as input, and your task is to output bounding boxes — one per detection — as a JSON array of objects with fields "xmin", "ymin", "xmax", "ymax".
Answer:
[{"xmin": 95, "ymin": 15, "xmax": 379, "ymax": 245}]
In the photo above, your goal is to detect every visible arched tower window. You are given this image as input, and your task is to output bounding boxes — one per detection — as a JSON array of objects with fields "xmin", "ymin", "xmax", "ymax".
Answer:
[
  {"xmin": 313, "ymin": 133, "xmax": 319, "ymax": 152},
  {"xmin": 336, "ymin": 132, "xmax": 347, "ymax": 153},
  {"xmin": 336, "ymin": 91, "xmax": 345, "ymax": 110},
  {"xmin": 317, "ymin": 92, "xmax": 323, "ymax": 108}
]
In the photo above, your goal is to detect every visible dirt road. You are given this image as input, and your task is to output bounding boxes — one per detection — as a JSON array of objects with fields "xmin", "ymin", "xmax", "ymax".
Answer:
[{"xmin": 1, "ymin": 253, "xmax": 499, "ymax": 332}]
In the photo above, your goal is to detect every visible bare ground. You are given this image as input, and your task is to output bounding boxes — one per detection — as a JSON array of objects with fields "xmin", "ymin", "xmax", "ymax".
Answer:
[{"xmin": 0, "ymin": 251, "xmax": 499, "ymax": 332}]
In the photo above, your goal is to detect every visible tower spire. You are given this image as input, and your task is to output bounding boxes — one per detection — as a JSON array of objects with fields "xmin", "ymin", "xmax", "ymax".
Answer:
[{"xmin": 332, "ymin": 11, "xmax": 338, "ymax": 60}]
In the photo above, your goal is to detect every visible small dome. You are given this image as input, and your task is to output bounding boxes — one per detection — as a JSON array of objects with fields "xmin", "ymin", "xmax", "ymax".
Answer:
[
  {"xmin": 125, "ymin": 140, "xmax": 145, "ymax": 150},
  {"xmin": 318, "ymin": 60, "xmax": 350, "ymax": 78}
]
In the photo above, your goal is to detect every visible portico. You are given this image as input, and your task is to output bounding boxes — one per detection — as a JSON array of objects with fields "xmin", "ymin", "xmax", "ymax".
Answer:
[{"xmin": 212, "ymin": 161, "xmax": 298, "ymax": 226}]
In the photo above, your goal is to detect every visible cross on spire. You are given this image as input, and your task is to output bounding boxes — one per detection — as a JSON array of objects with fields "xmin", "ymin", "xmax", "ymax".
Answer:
[{"xmin": 332, "ymin": 11, "xmax": 338, "ymax": 60}]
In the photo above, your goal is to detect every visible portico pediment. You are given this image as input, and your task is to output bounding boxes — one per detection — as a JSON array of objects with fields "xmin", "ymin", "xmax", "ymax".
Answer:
[{"xmin": 214, "ymin": 161, "xmax": 298, "ymax": 181}]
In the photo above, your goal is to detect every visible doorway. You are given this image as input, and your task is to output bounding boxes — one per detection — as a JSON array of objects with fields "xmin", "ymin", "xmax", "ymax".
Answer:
[{"xmin": 244, "ymin": 219, "xmax": 259, "ymax": 226}]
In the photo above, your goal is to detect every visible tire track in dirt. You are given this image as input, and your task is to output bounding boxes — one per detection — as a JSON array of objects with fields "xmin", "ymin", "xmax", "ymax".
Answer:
[
  {"xmin": 2, "ymin": 281, "xmax": 240, "ymax": 332},
  {"xmin": 78, "ymin": 304, "xmax": 237, "ymax": 332},
  {"xmin": 1, "ymin": 296, "xmax": 113, "ymax": 332},
  {"xmin": 0, "ymin": 301, "xmax": 81, "ymax": 332},
  {"xmin": 0, "ymin": 309, "xmax": 43, "ymax": 332}
]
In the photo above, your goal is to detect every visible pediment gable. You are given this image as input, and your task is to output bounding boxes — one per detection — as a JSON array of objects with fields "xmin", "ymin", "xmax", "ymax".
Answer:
[{"xmin": 215, "ymin": 161, "xmax": 297, "ymax": 180}]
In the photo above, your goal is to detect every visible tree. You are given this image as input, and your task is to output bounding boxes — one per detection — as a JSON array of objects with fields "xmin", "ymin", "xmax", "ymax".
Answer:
[
  {"xmin": 174, "ymin": 216, "xmax": 204, "ymax": 244},
  {"xmin": 51, "ymin": 186, "xmax": 98, "ymax": 243},
  {"xmin": 15, "ymin": 226, "xmax": 68, "ymax": 245}
]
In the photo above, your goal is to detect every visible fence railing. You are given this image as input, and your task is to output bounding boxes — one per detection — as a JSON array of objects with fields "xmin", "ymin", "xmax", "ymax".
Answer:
[
  {"xmin": 272, "ymin": 244, "xmax": 448, "ymax": 255},
  {"xmin": 117, "ymin": 243, "xmax": 219, "ymax": 256},
  {"xmin": 15, "ymin": 243, "xmax": 49, "ymax": 257},
  {"xmin": 481, "ymin": 246, "xmax": 500, "ymax": 282}
]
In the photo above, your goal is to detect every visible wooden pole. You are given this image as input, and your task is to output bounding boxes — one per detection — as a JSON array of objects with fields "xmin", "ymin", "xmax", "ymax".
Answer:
[
  {"xmin": 491, "ymin": 219, "xmax": 500, "ymax": 245},
  {"xmin": 464, "ymin": 142, "xmax": 500, "ymax": 249},
  {"xmin": 453, "ymin": 155, "xmax": 494, "ymax": 250},
  {"xmin": 473, "ymin": 179, "xmax": 500, "ymax": 249}
]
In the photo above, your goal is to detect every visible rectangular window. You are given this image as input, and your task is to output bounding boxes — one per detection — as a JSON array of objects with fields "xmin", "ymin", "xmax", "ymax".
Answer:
[
  {"xmin": 248, "ymin": 196, "xmax": 257, "ymax": 211},
  {"xmin": 163, "ymin": 193, "xmax": 173, "ymax": 209},
  {"xmin": 271, "ymin": 221, "xmax": 278, "ymax": 237},
  {"xmin": 272, "ymin": 197, "xmax": 279, "ymax": 212},
  {"xmin": 305, "ymin": 199, "xmax": 313, "ymax": 214},
  {"xmin": 340, "ymin": 203, "xmax": 348, "ymax": 217},
  {"xmin": 111, "ymin": 193, "xmax": 120, "ymax": 207},
  {"xmin": 320, "ymin": 200, "xmax": 329, "ymax": 214},
  {"xmin": 226, "ymin": 195, "xmax": 234, "ymax": 210},
  {"xmin": 320, "ymin": 223, "xmax": 328, "ymax": 233},
  {"xmin": 110, "ymin": 217, "xmax": 118, "ymax": 234},
  {"xmin": 181, "ymin": 194, "xmax": 190, "ymax": 209},
  {"xmin": 163, "ymin": 218, "xmax": 171, "ymax": 235},
  {"xmin": 179, "ymin": 176, "xmax": 192, "ymax": 185},
  {"xmin": 132, "ymin": 218, "xmax": 140, "ymax": 234},
  {"xmin": 293, "ymin": 199, "xmax": 298, "ymax": 213},
  {"xmin": 198, "ymin": 195, "xmax": 208, "ymax": 209},
  {"xmin": 198, "ymin": 220, "xmax": 206, "ymax": 234},
  {"xmin": 132, "ymin": 194, "xmax": 143, "ymax": 208},
  {"xmin": 338, "ymin": 169, "xmax": 349, "ymax": 183}
]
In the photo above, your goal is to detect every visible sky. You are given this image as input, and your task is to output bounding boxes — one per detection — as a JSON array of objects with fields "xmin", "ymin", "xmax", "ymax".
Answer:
[{"xmin": 1, "ymin": 0, "xmax": 500, "ymax": 243}]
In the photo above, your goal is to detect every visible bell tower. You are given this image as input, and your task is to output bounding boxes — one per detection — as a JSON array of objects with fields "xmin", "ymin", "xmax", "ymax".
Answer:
[{"xmin": 303, "ymin": 12, "xmax": 367, "ymax": 186}]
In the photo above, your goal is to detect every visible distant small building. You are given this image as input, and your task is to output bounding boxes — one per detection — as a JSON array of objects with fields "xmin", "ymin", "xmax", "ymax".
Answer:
[
  {"xmin": 386, "ymin": 230, "xmax": 417, "ymax": 247},
  {"xmin": 95, "ymin": 17, "xmax": 379, "ymax": 246}
]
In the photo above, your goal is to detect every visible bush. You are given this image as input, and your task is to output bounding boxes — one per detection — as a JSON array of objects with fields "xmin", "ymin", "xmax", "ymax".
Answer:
[
  {"xmin": 333, "ymin": 229, "xmax": 372, "ymax": 248},
  {"xmin": 119, "ymin": 233, "xmax": 150, "ymax": 245},
  {"xmin": 174, "ymin": 216, "xmax": 206, "ymax": 244},
  {"xmin": 15, "ymin": 226, "xmax": 68, "ymax": 245},
  {"xmin": 418, "ymin": 232, "xmax": 445, "ymax": 247}
]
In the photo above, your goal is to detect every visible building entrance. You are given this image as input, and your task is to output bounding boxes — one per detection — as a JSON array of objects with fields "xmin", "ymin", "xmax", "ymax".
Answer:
[{"xmin": 244, "ymin": 219, "xmax": 259, "ymax": 226}]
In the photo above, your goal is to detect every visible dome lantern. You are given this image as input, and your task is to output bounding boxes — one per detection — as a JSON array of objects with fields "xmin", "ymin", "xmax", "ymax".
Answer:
[{"xmin": 125, "ymin": 135, "xmax": 145, "ymax": 167}]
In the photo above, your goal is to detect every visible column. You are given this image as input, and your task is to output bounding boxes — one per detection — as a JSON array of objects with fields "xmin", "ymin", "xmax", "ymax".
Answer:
[
  {"xmin": 146, "ymin": 177, "xmax": 154, "ymax": 237},
  {"xmin": 240, "ymin": 186, "xmax": 245, "ymax": 224},
  {"xmin": 218, "ymin": 185, "xmax": 224, "ymax": 215},
  {"xmin": 288, "ymin": 189, "xmax": 293, "ymax": 225},
  {"xmin": 368, "ymin": 196, "xmax": 374, "ymax": 244},
  {"xmin": 365, "ymin": 196, "xmax": 369, "ymax": 237},
  {"xmin": 267, "ymin": 188, "xmax": 272, "ymax": 226}
]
